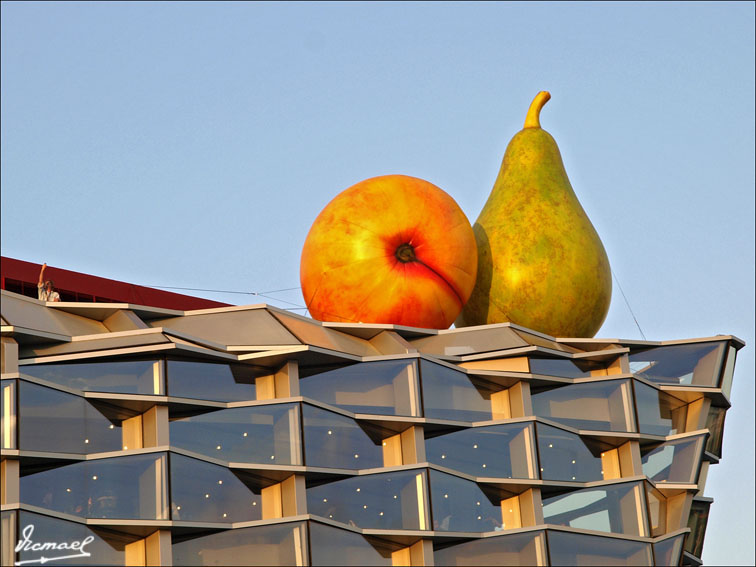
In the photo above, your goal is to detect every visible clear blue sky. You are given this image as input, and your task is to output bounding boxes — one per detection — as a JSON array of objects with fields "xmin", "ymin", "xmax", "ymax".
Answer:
[{"xmin": 2, "ymin": 2, "xmax": 754, "ymax": 564}]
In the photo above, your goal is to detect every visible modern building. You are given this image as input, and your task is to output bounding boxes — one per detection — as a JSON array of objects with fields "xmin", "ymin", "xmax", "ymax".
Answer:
[{"xmin": 0, "ymin": 272, "xmax": 742, "ymax": 566}]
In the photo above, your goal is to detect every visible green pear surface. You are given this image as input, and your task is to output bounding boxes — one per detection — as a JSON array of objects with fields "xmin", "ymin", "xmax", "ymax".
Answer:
[{"xmin": 457, "ymin": 92, "xmax": 611, "ymax": 337}]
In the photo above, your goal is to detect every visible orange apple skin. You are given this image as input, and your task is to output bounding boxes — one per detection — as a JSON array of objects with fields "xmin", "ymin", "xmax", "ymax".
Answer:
[{"xmin": 300, "ymin": 175, "xmax": 477, "ymax": 329}]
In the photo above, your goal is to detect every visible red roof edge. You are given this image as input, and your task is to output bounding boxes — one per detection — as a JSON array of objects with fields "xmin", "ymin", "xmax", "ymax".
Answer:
[{"xmin": 0, "ymin": 256, "xmax": 230, "ymax": 311}]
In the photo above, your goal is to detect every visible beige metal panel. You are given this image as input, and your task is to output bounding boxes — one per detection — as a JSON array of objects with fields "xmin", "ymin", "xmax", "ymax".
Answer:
[
  {"xmin": 410, "ymin": 540, "xmax": 434, "ymax": 566},
  {"xmin": 149, "ymin": 309, "xmax": 301, "ymax": 347},
  {"xmin": 262, "ymin": 483, "xmax": 283, "ymax": 519},
  {"xmin": 369, "ymin": 331, "xmax": 418, "ymax": 355},
  {"xmin": 520, "ymin": 488, "xmax": 544, "ymax": 525},
  {"xmin": 271, "ymin": 311, "xmax": 381, "ymax": 357},
  {"xmin": 281, "ymin": 475, "xmax": 307, "ymax": 517},
  {"xmin": 145, "ymin": 530, "xmax": 172, "ymax": 566},
  {"xmin": 1, "ymin": 510, "xmax": 16, "ymax": 567},
  {"xmin": 383, "ymin": 433, "xmax": 403, "ymax": 467},
  {"xmin": 125, "ymin": 538, "xmax": 146, "ymax": 567},
  {"xmin": 618, "ymin": 441, "xmax": 643, "ymax": 476},
  {"xmin": 408, "ymin": 326, "xmax": 529, "ymax": 356},
  {"xmin": 143, "ymin": 405, "xmax": 169, "ymax": 447},
  {"xmin": 392, "ymin": 547, "xmax": 411, "ymax": 566},
  {"xmin": 1, "ymin": 291, "xmax": 108, "ymax": 337},
  {"xmin": 686, "ymin": 398, "xmax": 711, "ymax": 432},
  {"xmin": 1, "ymin": 337, "xmax": 18, "ymax": 374},
  {"xmin": 491, "ymin": 389, "xmax": 512, "ymax": 420},
  {"xmin": 122, "ymin": 415, "xmax": 144, "ymax": 451},
  {"xmin": 103, "ymin": 310, "xmax": 150, "ymax": 332},
  {"xmin": 20, "ymin": 332, "xmax": 171, "ymax": 358},
  {"xmin": 461, "ymin": 356, "xmax": 530, "ymax": 373},
  {"xmin": 509, "ymin": 381, "xmax": 532, "ymax": 418},
  {"xmin": 512, "ymin": 329, "xmax": 583, "ymax": 352},
  {"xmin": 1, "ymin": 458, "xmax": 19, "ymax": 505},
  {"xmin": 275, "ymin": 361, "xmax": 300, "ymax": 397}
]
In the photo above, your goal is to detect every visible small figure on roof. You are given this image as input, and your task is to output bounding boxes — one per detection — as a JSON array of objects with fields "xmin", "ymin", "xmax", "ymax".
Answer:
[{"xmin": 37, "ymin": 263, "xmax": 61, "ymax": 302}]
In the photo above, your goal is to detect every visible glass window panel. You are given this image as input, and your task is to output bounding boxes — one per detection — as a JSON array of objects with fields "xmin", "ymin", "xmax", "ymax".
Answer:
[
  {"xmin": 531, "ymin": 380, "xmax": 635, "ymax": 432},
  {"xmin": 429, "ymin": 470, "xmax": 505, "ymax": 533},
  {"xmin": 542, "ymin": 482, "xmax": 646, "ymax": 536},
  {"xmin": 434, "ymin": 531, "xmax": 547, "ymax": 566},
  {"xmin": 15, "ymin": 511, "xmax": 140, "ymax": 566},
  {"xmin": 530, "ymin": 358, "xmax": 603, "ymax": 378},
  {"xmin": 20, "ymin": 360, "xmax": 161, "ymax": 395},
  {"xmin": 685, "ymin": 499, "xmax": 710, "ymax": 558},
  {"xmin": 536, "ymin": 423, "xmax": 608, "ymax": 482},
  {"xmin": 20, "ymin": 453, "xmax": 168, "ymax": 520},
  {"xmin": 170, "ymin": 403, "xmax": 300, "ymax": 465},
  {"xmin": 299, "ymin": 360, "xmax": 417, "ymax": 416},
  {"xmin": 172, "ymin": 521, "xmax": 307, "ymax": 566},
  {"xmin": 309, "ymin": 521, "xmax": 395, "ymax": 566},
  {"xmin": 628, "ymin": 342, "xmax": 726, "ymax": 386},
  {"xmin": 546, "ymin": 530, "xmax": 653, "ymax": 566},
  {"xmin": 169, "ymin": 453, "xmax": 262, "ymax": 523},
  {"xmin": 720, "ymin": 346, "xmax": 737, "ymax": 399},
  {"xmin": 633, "ymin": 381, "xmax": 688, "ymax": 436},
  {"xmin": 641, "ymin": 436, "xmax": 704, "ymax": 483},
  {"xmin": 704, "ymin": 406, "xmax": 726, "ymax": 458},
  {"xmin": 653, "ymin": 534, "xmax": 684, "ymax": 566},
  {"xmin": 420, "ymin": 360, "xmax": 500, "ymax": 422},
  {"xmin": 18, "ymin": 382, "xmax": 123, "ymax": 454},
  {"xmin": 167, "ymin": 360, "xmax": 257, "ymax": 402},
  {"xmin": 1, "ymin": 379, "xmax": 17, "ymax": 450},
  {"xmin": 426, "ymin": 423, "xmax": 536, "ymax": 479},
  {"xmin": 302, "ymin": 404, "xmax": 382, "ymax": 470},
  {"xmin": 307, "ymin": 470, "xmax": 427, "ymax": 530}
]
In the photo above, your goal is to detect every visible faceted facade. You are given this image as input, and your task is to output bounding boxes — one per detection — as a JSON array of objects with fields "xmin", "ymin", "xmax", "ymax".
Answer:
[{"xmin": 0, "ymin": 289, "xmax": 742, "ymax": 566}]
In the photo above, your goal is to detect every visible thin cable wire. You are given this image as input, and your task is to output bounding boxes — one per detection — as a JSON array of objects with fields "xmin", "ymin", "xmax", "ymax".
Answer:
[
  {"xmin": 612, "ymin": 270, "xmax": 647, "ymax": 340},
  {"xmin": 146, "ymin": 285, "xmax": 302, "ymax": 296}
]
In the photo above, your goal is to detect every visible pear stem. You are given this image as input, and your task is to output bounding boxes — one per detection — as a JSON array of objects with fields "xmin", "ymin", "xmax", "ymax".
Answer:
[
  {"xmin": 524, "ymin": 91, "xmax": 551, "ymax": 129},
  {"xmin": 395, "ymin": 243, "xmax": 416, "ymax": 263}
]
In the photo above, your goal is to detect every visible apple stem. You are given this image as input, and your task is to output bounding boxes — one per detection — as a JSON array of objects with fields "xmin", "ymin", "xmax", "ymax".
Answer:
[
  {"xmin": 395, "ymin": 243, "xmax": 416, "ymax": 263},
  {"xmin": 524, "ymin": 91, "xmax": 551, "ymax": 129}
]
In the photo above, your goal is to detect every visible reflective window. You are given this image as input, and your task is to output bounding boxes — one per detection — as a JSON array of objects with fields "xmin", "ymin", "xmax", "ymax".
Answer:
[
  {"xmin": 420, "ymin": 360, "xmax": 501, "ymax": 422},
  {"xmin": 531, "ymin": 380, "xmax": 635, "ymax": 432},
  {"xmin": 20, "ymin": 453, "xmax": 168, "ymax": 519},
  {"xmin": 18, "ymin": 382, "xmax": 123, "ymax": 454},
  {"xmin": 167, "ymin": 360, "xmax": 257, "ymax": 402},
  {"xmin": 14, "ymin": 511, "xmax": 140, "ymax": 566},
  {"xmin": 628, "ymin": 342, "xmax": 727, "ymax": 386},
  {"xmin": 633, "ymin": 381, "xmax": 688, "ymax": 436},
  {"xmin": 299, "ymin": 360, "xmax": 417, "ymax": 416},
  {"xmin": 172, "ymin": 521, "xmax": 307, "ymax": 566},
  {"xmin": 1, "ymin": 379, "xmax": 16, "ymax": 450},
  {"xmin": 1, "ymin": 510, "xmax": 16, "ymax": 567},
  {"xmin": 20, "ymin": 359, "xmax": 162, "ymax": 395},
  {"xmin": 426, "ymin": 423, "xmax": 536, "ymax": 479},
  {"xmin": 546, "ymin": 530, "xmax": 653, "ymax": 566},
  {"xmin": 542, "ymin": 482, "xmax": 647, "ymax": 536},
  {"xmin": 302, "ymin": 404, "xmax": 382, "ymax": 470},
  {"xmin": 170, "ymin": 403, "xmax": 300, "ymax": 465},
  {"xmin": 434, "ymin": 531, "xmax": 547, "ymax": 566},
  {"xmin": 429, "ymin": 470, "xmax": 505, "ymax": 533},
  {"xmin": 720, "ymin": 345, "xmax": 737, "ymax": 399},
  {"xmin": 309, "ymin": 521, "xmax": 395, "ymax": 566},
  {"xmin": 169, "ymin": 453, "xmax": 261, "ymax": 523},
  {"xmin": 653, "ymin": 534, "xmax": 685, "ymax": 567},
  {"xmin": 307, "ymin": 469, "xmax": 428, "ymax": 530},
  {"xmin": 641, "ymin": 436, "xmax": 704, "ymax": 484},
  {"xmin": 685, "ymin": 499, "xmax": 710, "ymax": 558},
  {"xmin": 704, "ymin": 406, "xmax": 726, "ymax": 458},
  {"xmin": 530, "ymin": 357, "xmax": 604, "ymax": 378},
  {"xmin": 536, "ymin": 423, "xmax": 609, "ymax": 482}
]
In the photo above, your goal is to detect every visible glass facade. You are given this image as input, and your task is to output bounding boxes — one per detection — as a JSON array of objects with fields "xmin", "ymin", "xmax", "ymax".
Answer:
[
  {"xmin": 2, "ymin": 300, "xmax": 738, "ymax": 566},
  {"xmin": 542, "ymin": 482, "xmax": 647, "ymax": 537},
  {"xmin": 302, "ymin": 404, "xmax": 383, "ymax": 470},
  {"xmin": 169, "ymin": 453, "xmax": 262, "ymax": 523},
  {"xmin": 628, "ymin": 342, "xmax": 727, "ymax": 387},
  {"xmin": 531, "ymin": 380, "xmax": 635, "ymax": 432},
  {"xmin": 166, "ymin": 360, "xmax": 257, "ymax": 402},
  {"xmin": 434, "ymin": 530, "xmax": 547, "ymax": 566},
  {"xmin": 21, "ymin": 359, "xmax": 162, "ymax": 395},
  {"xmin": 20, "ymin": 453, "xmax": 168, "ymax": 519},
  {"xmin": 172, "ymin": 521, "xmax": 307, "ymax": 566},
  {"xmin": 299, "ymin": 360, "xmax": 417, "ymax": 416},
  {"xmin": 307, "ymin": 469, "xmax": 428, "ymax": 530},
  {"xmin": 641, "ymin": 435, "xmax": 704, "ymax": 484},
  {"xmin": 170, "ymin": 403, "xmax": 300, "ymax": 465},
  {"xmin": 426, "ymin": 422, "xmax": 536, "ymax": 479}
]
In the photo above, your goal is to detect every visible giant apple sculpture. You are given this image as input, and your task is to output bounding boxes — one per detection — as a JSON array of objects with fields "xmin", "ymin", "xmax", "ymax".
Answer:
[{"xmin": 300, "ymin": 175, "xmax": 477, "ymax": 329}]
